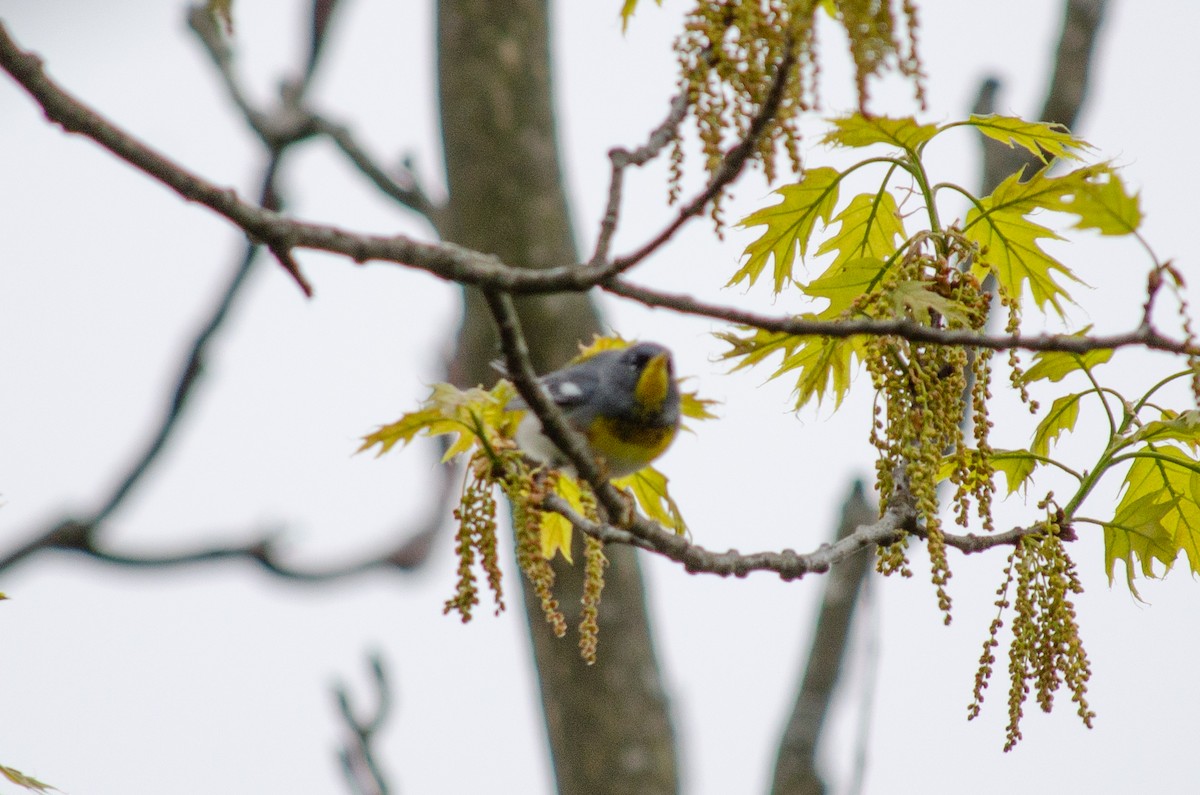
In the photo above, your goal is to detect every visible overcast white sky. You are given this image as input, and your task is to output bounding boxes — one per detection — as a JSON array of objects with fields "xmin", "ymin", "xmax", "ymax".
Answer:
[{"xmin": 3, "ymin": 2, "xmax": 1200, "ymax": 794}]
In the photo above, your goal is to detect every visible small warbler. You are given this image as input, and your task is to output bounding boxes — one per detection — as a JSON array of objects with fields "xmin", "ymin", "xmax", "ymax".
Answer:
[{"xmin": 509, "ymin": 342, "xmax": 682, "ymax": 478}]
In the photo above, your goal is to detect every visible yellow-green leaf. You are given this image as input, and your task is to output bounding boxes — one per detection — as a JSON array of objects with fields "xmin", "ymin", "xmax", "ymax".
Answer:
[
  {"xmin": 680, "ymin": 390, "xmax": 719, "ymax": 421},
  {"xmin": 359, "ymin": 381, "xmax": 518, "ymax": 461},
  {"xmin": 541, "ymin": 473, "xmax": 584, "ymax": 563},
  {"xmin": 733, "ymin": 167, "xmax": 841, "ymax": 292},
  {"xmin": 718, "ymin": 326, "xmax": 863, "ymax": 410},
  {"xmin": 965, "ymin": 167, "xmax": 1106, "ymax": 315},
  {"xmin": 803, "ymin": 257, "xmax": 889, "ymax": 318},
  {"xmin": 0, "ymin": 765, "xmax": 55, "ymax": 794},
  {"xmin": 619, "ymin": 0, "xmax": 662, "ymax": 31},
  {"xmin": 962, "ymin": 114, "xmax": 1089, "ymax": 163},
  {"xmin": 991, "ymin": 449, "xmax": 1041, "ymax": 496},
  {"xmin": 822, "ymin": 114, "xmax": 939, "ymax": 152},
  {"xmin": 810, "ymin": 190, "xmax": 905, "ymax": 309},
  {"xmin": 779, "ymin": 334, "xmax": 862, "ymax": 410},
  {"xmin": 1032, "ymin": 393, "xmax": 1083, "ymax": 457},
  {"xmin": 359, "ymin": 407, "xmax": 445, "ymax": 456},
  {"xmin": 1104, "ymin": 491, "xmax": 1176, "ymax": 593},
  {"xmin": 613, "ymin": 467, "xmax": 687, "ymax": 534},
  {"xmin": 1104, "ymin": 445, "xmax": 1200, "ymax": 587},
  {"xmin": 574, "ymin": 334, "xmax": 629, "ymax": 361},
  {"xmin": 889, "ymin": 280, "xmax": 972, "ymax": 327},
  {"xmin": 1131, "ymin": 410, "xmax": 1200, "ymax": 449},
  {"xmin": 1020, "ymin": 347, "xmax": 1114, "ymax": 384},
  {"xmin": 1044, "ymin": 166, "xmax": 1142, "ymax": 236}
]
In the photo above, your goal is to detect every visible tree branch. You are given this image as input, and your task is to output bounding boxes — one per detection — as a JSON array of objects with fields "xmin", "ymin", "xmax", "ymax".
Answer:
[
  {"xmin": 1, "ymin": 515, "xmax": 438, "ymax": 582},
  {"xmin": 310, "ymin": 114, "xmax": 446, "ymax": 231},
  {"xmin": 544, "ymin": 486, "xmax": 1057, "ymax": 581},
  {"xmin": 605, "ymin": 278, "xmax": 1197, "ymax": 356},
  {"xmin": 596, "ymin": 35, "xmax": 800, "ymax": 279},
  {"xmin": 0, "ymin": 4, "xmax": 450, "ymax": 581},
  {"xmin": 589, "ymin": 91, "xmax": 689, "ymax": 265},
  {"xmin": 334, "ymin": 652, "xmax": 393, "ymax": 795},
  {"xmin": 9, "ymin": 15, "xmax": 1183, "ymax": 370}
]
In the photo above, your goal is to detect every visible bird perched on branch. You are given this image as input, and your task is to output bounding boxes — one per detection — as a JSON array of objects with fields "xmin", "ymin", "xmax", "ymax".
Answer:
[{"xmin": 508, "ymin": 341, "xmax": 682, "ymax": 479}]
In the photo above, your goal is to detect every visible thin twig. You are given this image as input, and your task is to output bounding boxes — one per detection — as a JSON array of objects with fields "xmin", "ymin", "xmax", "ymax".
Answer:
[
  {"xmin": 599, "ymin": 36, "xmax": 801, "ymax": 279},
  {"xmin": 0, "ymin": 3, "xmax": 450, "ymax": 579},
  {"xmin": 311, "ymin": 114, "xmax": 445, "ymax": 230},
  {"xmin": 334, "ymin": 652, "xmax": 393, "ymax": 795},
  {"xmin": 188, "ymin": 7, "xmax": 318, "ymax": 151},
  {"xmin": 2, "ymin": 517, "xmax": 438, "ymax": 581},
  {"xmin": 590, "ymin": 91, "xmax": 690, "ymax": 265}
]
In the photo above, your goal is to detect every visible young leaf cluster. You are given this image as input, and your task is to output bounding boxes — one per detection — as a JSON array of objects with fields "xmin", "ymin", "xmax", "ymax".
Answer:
[{"xmin": 719, "ymin": 113, "xmax": 1193, "ymax": 744}]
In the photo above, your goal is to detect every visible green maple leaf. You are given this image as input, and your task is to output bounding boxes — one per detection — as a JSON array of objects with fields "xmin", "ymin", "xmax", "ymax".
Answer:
[
  {"xmin": 821, "ymin": 114, "xmax": 940, "ymax": 152},
  {"xmin": 1044, "ymin": 166, "xmax": 1143, "ymax": 236},
  {"xmin": 964, "ymin": 165, "xmax": 1109, "ymax": 315},
  {"xmin": 613, "ymin": 467, "xmax": 687, "ymax": 533},
  {"xmin": 804, "ymin": 257, "xmax": 889, "ymax": 318},
  {"xmin": 619, "ymin": 0, "xmax": 662, "ymax": 31},
  {"xmin": 541, "ymin": 472, "xmax": 585, "ymax": 562},
  {"xmin": 889, "ymin": 280, "xmax": 972, "ymax": 326},
  {"xmin": 359, "ymin": 381, "xmax": 518, "ymax": 461},
  {"xmin": 991, "ymin": 449, "xmax": 1041, "ymax": 496},
  {"xmin": 816, "ymin": 191, "xmax": 906, "ymax": 269},
  {"xmin": 717, "ymin": 328, "xmax": 796, "ymax": 370},
  {"xmin": 803, "ymin": 190, "xmax": 905, "ymax": 316},
  {"xmin": 777, "ymin": 333, "xmax": 862, "ymax": 409},
  {"xmin": 717, "ymin": 326, "xmax": 862, "ymax": 410},
  {"xmin": 1130, "ymin": 410, "xmax": 1200, "ymax": 449},
  {"xmin": 1020, "ymin": 347, "xmax": 1114, "ymax": 384},
  {"xmin": 734, "ymin": 167, "xmax": 841, "ymax": 292},
  {"xmin": 1104, "ymin": 445, "xmax": 1200, "ymax": 588},
  {"xmin": 359, "ymin": 407, "xmax": 445, "ymax": 456},
  {"xmin": 0, "ymin": 765, "xmax": 55, "ymax": 794},
  {"xmin": 1031, "ymin": 393, "xmax": 1083, "ymax": 457},
  {"xmin": 962, "ymin": 114, "xmax": 1090, "ymax": 163},
  {"xmin": 680, "ymin": 390, "xmax": 720, "ymax": 428}
]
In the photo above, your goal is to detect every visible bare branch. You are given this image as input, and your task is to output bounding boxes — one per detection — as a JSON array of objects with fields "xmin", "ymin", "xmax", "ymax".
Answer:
[
  {"xmin": 546, "ymin": 485, "xmax": 1057, "ymax": 580},
  {"xmin": 2, "ymin": 515, "xmax": 438, "ymax": 582},
  {"xmin": 310, "ymin": 114, "xmax": 446, "ymax": 230},
  {"xmin": 605, "ymin": 278, "xmax": 1199, "ymax": 356},
  {"xmin": 188, "ymin": 7, "xmax": 319, "ymax": 151},
  {"xmin": 543, "ymin": 490, "xmax": 909, "ymax": 580},
  {"xmin": 334, "ymin": 652, "xmax": 394, "ymax": 795},
  {"xmin": 590, "ymin": 91, "xmax": 690, "ymax": 265},
  {"xmin": 597, "ymin": 36, "xmax": 801, "ymax": 279},
  {"xmin": 9, "ymin": 17, "xmax": 1184, "ymax": 369}
]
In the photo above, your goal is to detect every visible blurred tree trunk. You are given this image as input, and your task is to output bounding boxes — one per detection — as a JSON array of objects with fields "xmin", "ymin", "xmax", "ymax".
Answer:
[{"xmin": 436, "ymin": 1, "xmax": 678, "ymax": 793}]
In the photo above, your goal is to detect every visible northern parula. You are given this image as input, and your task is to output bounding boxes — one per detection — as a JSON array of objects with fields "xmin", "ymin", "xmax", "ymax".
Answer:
[{"xmin": 509, "ymin": 342, "xmax": 682, "ymax": 478}]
